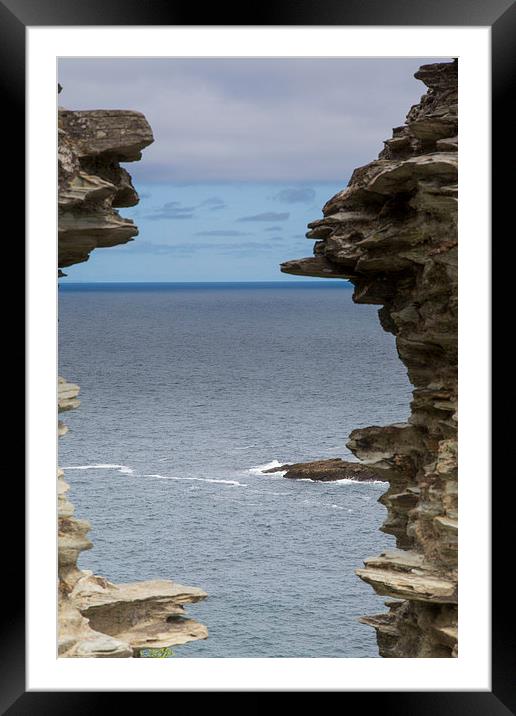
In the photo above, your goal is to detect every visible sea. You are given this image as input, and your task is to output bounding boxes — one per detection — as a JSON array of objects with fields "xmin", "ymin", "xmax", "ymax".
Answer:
[{"xmin": 58, "ymin": 282, "xmax": 412, "ymax": 658}]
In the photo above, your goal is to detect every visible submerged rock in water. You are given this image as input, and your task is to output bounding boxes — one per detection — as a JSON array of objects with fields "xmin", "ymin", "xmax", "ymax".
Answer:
[{"xmin": 264, "ymin": 458, "xmax": 382, "ymax": 482}]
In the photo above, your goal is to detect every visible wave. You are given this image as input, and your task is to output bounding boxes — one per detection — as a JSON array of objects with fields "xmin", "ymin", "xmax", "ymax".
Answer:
[
  {"xmin": 293, "ymin": 477, "xmax": 387, "ymax": 485},
  {"xmin": 334, "ymin": 478, "xmax": 388, "ymax": 485},
  {"xmin": 144, "ymin": 474, "xmax": 247, "ymax": 487},
  {"xmin": 248, "ymin": 459, "xmax": 290, "ymax": 477},
  {"xmin": 247, "ymin": 488, "xmax": 291, "ymax": 496},
  {"xmin": 61, "ymin": 463, "xmax": 134, "ymax": 475}
]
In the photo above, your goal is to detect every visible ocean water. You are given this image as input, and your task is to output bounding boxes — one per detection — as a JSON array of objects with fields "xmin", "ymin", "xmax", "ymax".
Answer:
[{"xmin": 58, "ymin": 282, "xmax": 412, "ymax": 658}]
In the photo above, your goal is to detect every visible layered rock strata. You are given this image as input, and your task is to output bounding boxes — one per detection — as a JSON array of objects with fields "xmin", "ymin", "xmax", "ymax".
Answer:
[
  {"xmin": 281, "ymin": 61, "xmax": 458, "ymax": 657},
  {"xmin": 58, "ymin": 95, "xmax": 208, "ymax": 657},
  {"xmin": 58, "ymin": 108, "xmax": 153, "ymax": 268},
  {"xmin": 264, "ymin": 458, "xmax": 384, "ymax": 482}
]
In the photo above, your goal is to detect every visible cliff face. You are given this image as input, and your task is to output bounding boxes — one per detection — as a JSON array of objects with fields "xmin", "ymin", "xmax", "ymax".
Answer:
[
  {"xmin": 58, "ymin": 99, "xmax": 208, "ymax": 657},
  {"xmin": 281, "ymin": 61, "xmax": 458, "ymax": 657}
]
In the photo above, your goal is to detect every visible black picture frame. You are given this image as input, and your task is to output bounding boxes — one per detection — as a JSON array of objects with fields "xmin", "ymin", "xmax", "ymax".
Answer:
[{"xmin": 8, "ymin": 0, "xmax": 508, "ymax": 709}]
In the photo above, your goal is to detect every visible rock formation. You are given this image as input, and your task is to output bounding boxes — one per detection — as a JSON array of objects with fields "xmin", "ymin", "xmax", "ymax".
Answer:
[
  {"xmin": 281, "ymin": 61, "xmax": 458, "ymax": 657},
  {"xmin": 264, "ymin": 458, "xmax": 384, "ymax": 482},
  {"xmin": 58, "ymin": 93, "xmax": 208, "ymax": 657}
]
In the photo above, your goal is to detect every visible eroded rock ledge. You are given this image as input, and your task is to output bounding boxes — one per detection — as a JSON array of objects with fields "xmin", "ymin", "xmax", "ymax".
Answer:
[
  {"xmin": 264, "ymin": 458, "xmax": 383, "ymax": 482},
  {"xmin": 58, "ymin": 95, "xmax": 208, "ymax": 657},
  {"xmin": 58, "ymin": 107, "xmax": 153, "ymax": 269},
  {"xmin": 281, "ymin": 61, "xmax": 458, "ymax": 657}
]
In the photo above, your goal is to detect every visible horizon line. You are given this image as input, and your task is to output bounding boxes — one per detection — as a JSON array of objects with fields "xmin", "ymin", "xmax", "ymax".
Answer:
[{"xmin": 58, "ymin": 279, "xmax": 350, "ymax": 284}]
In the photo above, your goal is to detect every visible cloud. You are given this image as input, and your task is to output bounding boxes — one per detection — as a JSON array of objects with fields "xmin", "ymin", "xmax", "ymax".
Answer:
[
  {"xmin": 195, "ymin": 230, "xmax": 251, "ymax": 237},
  {"xmin": 121, "ymin": 240, "xmax": 194, "ymax": 254},
  {"xmin": 215, "ymin": 243, "xmax": 275, "ymax": 256},
  {"xmin": 123, "ymin": 239, "xmax": 274, "ymax": 256},
  {"xmin": 199, "ymin": 196, "xmax": 227, "ymax": 210},
  {"xmin": 265, "ymin": 226, "xmax": 283, "ymax": 232},
  {"xmin": 144, "ymin": 196, "xmax": 229, "ymax": 220},
  {"xmin": 237, "ymin": 212, "xmax": 290, "ymax": 222},
  {"xmin": 271, "ymin": 187, "xmax": 316, "ymax": 203},
  {"xmin": 58, "ymin": 57, "xmax": 447, "ymax": 182},
  {"xmin": 145, "ymin": 211, "xmax": 195, "ymax": 221},
  {"xmin": 144, "ymin": 200, "xmax": 197, "ymax": 220}
]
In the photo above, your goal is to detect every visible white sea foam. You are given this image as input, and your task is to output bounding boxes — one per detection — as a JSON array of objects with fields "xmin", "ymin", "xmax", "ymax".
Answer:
[
  {"xmin": 334, "ymin": 478, "xmax": 388, "ymax": 485},
  {"xmin": 144, "ymin": 474, "xmax": 247, "ymax": 487},
  {"xmin": 247, "ymin": 488, "xmax": 291, "ymax": 496},
  {"xmin": 248, "ymin": 459, "xmax": 290, "ymax": 477},
  {"xmin": 62, "ymin": 463, "xmax": 134, "ymax": 475}
]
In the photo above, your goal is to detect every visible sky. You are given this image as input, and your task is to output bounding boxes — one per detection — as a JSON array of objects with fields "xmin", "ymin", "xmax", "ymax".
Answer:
[{"xmin": 58, "ymin": 57, "xmax": 447, "ymax": 282}]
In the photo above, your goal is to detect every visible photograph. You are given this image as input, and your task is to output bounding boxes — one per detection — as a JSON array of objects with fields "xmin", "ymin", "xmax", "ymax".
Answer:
[
  {"xmin": 10, "ymin": 3, "xmax": 506, "ymax": 706},
  {"xmin": 56, "ymin": 55, "xmax": 458, "ymax": 659}
]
